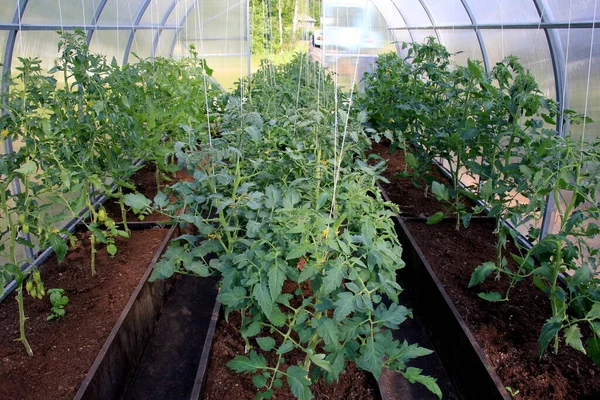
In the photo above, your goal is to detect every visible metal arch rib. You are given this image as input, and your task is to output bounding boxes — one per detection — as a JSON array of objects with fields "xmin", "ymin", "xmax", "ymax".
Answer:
[
  {"xmin": 151, "ymin": 0, "xmax": 179, "ymax": 58},
  {"xmin": 2, "ymin": 0, "xmax": 29, "ymax": 97},
  {"xmin": 416, "ymin": 0, "xmax": 442, "ymax": 44},
  {"xmin": 532, "ymin": 0, "xmax": 567, "ymax": 241},
  {"xmin": 2, "ymin": 0, "xmax": 32, "ymax": 259},
  {"xmin": 2, "ymin": 0, "xmax": 29, "ymax": 155},
  {"xmin": 368, "ymin": 0, "xmax": 414, "ymax": 53},
  {"xmin": 458, "ymin": 0, "xmax": 490, "ymax": 73},
  {"xmin": 385, "ymin": 0, "xmax": 415, "ymax": 47},
  {"xmin": 532, "ymin": 0, "xmax": 567, "ymax": 133},
  {"xmin": 86, "ymin": 0, "xmax": 109, "ymax": 45},
  {"xmin": 122, "ymin": 0, "xmax": 153, "ymax": 65}
]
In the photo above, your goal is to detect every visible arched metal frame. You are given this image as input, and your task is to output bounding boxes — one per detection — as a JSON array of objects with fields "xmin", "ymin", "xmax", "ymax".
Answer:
[
  {"xmin": 458, "ymin": 0, "xmax": 490, "ymax": 73},
  {"xmin": 382, "ymin": 0, "xmax": 597, "ymax": 240},
  {"xmin": 0, "ymin": 0, "xmax": 597, "ymax": 246},
  {"xmin": 0, "ymin": 0, "xmax": 252, "ymax": 78}
]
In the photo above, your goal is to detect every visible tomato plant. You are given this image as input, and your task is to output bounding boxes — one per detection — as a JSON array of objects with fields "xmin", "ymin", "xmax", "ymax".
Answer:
[{"xmin": 130, "ymin": 55, "xmax": 442, "ymax": 399}]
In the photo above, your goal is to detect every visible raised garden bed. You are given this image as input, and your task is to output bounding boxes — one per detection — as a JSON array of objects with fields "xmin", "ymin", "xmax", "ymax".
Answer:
[
  {"xmin": 0, "ymin": 224, "xmax": 175, "ymax": 400},
  {"xmin": 193, "ymin": 288, "xmax": 459, "ymax": 400},
  {"xmin": 372, "ymin": 142, "xmax": 600, "ymax": 399}
]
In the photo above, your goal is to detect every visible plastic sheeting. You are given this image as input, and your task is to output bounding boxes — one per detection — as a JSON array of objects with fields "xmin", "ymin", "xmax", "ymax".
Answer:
[
  {"xmin": 0, "ymin": 0, "xmax": 598, "ymax": 242},
  {"xmin": 0, "ymin": 0, "xmax": 251, "ymax": 87},
  {"xmin": 319, "ymin": 0, "xmax": 598, "ymax": 242}
]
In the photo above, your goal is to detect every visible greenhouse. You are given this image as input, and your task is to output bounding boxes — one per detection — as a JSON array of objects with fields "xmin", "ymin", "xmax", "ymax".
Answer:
[{"xmin": 0, "ymin": 0, "xmax": 598, "ymax": 399}]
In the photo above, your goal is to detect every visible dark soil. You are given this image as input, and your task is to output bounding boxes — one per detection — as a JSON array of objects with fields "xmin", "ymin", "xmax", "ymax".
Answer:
[
  {"xmin": 0, "ymin": 227, "xmax": 170, "ymax": 400},
  {"xmin": 368, "ymin": 142, "xmax": 471, "ymax": 218},
  {"xmin": 202, "ymin": 281, "xmax": 381, "ymax": 400},
  {"xmin": 371, "ymin": 143, "xmax": 600, "ymax": 399},
  {"xmin": 124, "ymin": 275, "xmax": 218, "ymax": 400},
  {"xmin": 104, "ymin": 163, "xmax": 191, "ymax": 223}
]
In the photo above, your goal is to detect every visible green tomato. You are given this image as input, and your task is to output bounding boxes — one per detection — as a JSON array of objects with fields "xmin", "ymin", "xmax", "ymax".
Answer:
[
  {"xmin": 18, "ymin": 214, "xmax": 25, "ymax": 224},
  {"xmin": 25, "ymin": 281, "xmax": 33, "ymax": 293},
  {"xmin": 22, "ymin": 224, "xmax": 30, "ymax": 234}
]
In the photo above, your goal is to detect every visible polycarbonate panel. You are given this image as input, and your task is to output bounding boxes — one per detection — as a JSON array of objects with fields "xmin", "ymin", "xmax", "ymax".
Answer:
[
  {"xmin": 392, "ymin": 29, "xmax": 414, "ymax": 47},
  {"xmin": 97, "ymin": 0, "xmax": 145, "ymax": 26},
  {"xmin": 140, "ymin": 0, "xmax": 176, "ymax": 25},
  {"xmin": 88, "ymin": 29, "xmax": 131, "ymax": 65},
  {"xmin": 172, "ymin": 0, "xmax": 249, "ymax": 86},
  {"xmin": 467, "ymin": 0, "xmax": 541, "ymax": 24},
  {"xmin": 481, "ymin": 29, "xmax": 556, "ymax": 100},
  {"xmin": 322, "ymin": 0, "xmax": 392, "ymax": 55},
  {"xmin": 557, "ymin": 28, "xmax": 600, "ymax": 141},
  {"xmin": 166, "ymin": 0, "xmax": 193, "ymax": 26},
  {"xmin": 11, "ymin": 31, "xmax": 63, "ymax": 73},
  {"xmin": 129, "ymin": 29, "xmax": 157, "ymax": 60},
  {"xmin": 424, "ymin": 0, "xmax": 472, "ymax": 26},
  {"xmin": 545, "ymin": 0, "xmax": 600, "ymax": 22},
  {"xmin": 408, "ymin": 29, "xmax": 438, "ymax": 44},
  {"xmin": 155, "ymin": 29, "xmax": 176, "ymax": 57},
  {"xmin": 22, "ymin": 0, "xmax": 95, "ymax": 25},
  {"xmin": 0, "ymin": 2, "xmax": 15, "ymax": 23},
  {"xmin": 392, "ymin": 0, "xmax": 433, "ymax": 27},
  {"xmin": 184, "ymin": 40, "xmax": 246, "ymax": 56},
  {"xmin": 199, "ymin": 10, "xmax": 246, "ymax": 38},
  {"xmin": 175, "ymin": 0, "xmax": 248, "ymax": 55},
  {"xmin": 202, "ymin": 55, "xmax": 249, "ymax": 90},
  {"xmin": 370, "ymin": 0, "xmax": 406, "ymax": 29},
  {"xmin": 437, "ymin": 29, "xmax": 483, "ymax": 65}
]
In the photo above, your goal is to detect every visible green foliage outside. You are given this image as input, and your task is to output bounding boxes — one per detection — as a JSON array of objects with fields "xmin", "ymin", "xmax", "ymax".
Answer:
[{"xmin": 250, "ymin": 0, "xmax": 321, "ymax": 56}]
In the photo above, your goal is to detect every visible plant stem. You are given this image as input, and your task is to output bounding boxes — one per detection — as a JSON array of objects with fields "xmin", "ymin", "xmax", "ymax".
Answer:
[
  {"xmin": 16, "ymin": 281, "xmax": 33, "ymax": 356},
  {"xmin": 550, "ymin": 240, "xmax": 563, "ymax": 354},
  {"xmin": 1, "ymin": 185, "xmax": 32, "ymax": 355},
  {"xmin": 118, "ymin": 187, "xmax": 130, "ymax": 234},
  {"xmin": 86, "ymin": 194, "xmax": 97, "ymax": 275}
]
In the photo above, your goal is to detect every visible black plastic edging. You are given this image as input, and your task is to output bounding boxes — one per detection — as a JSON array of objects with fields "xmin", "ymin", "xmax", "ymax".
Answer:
[
  {"xmin": 377, "ymin": 183, "xmax": 509, "ymax": 399},
  {"xmin": 189, "ymin": 300, "xmax": 222, "ymax": 400},
  {"xmin": 187, "ymin": 298, "xmax": 445, "ymax": 399},
  {"xmin": 73, "ymin": 223, "xmax": 179, "ymax": 400},
  {"xmin": 393, "ymin": 216, "xmax": 509, "ymax": 399}
]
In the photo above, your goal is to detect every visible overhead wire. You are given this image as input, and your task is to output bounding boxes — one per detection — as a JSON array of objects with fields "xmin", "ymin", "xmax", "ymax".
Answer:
[
  {"xmin": 560, "ymin": 0, "xmax": 574, "ymax": 135},
  {"xmin": 190, "ymin": 0, "xmax": 213, "ymax": 146},
  {"xmin": 329, "ymin": 0, "xmax": 369, "ymax": 220},
  {"xmin": 581, "ymin": 0, "xmax": 598, "ymax": 142},
  {"xmin": 127, "ymin": 0, "xmax": 139, "ymax": 62}
]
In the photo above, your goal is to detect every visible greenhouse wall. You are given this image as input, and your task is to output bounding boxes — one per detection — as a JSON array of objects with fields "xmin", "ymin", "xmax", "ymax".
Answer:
[{"xmin": 0, "ymin": 0, "xmax": 598, "ymax": 284}]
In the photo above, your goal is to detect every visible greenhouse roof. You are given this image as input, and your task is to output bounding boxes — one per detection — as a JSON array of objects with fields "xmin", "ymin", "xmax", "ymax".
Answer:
[
  {"xmin": 0, "ymin": 0, "xmax": 598, "ymax": 138},
  {"xmin": 0, "ymin": 0, "xmax": 250, "ymax": 85},
  {"xmin": 364, "ymin": 0, "xmax": 599, "ymax": 140}
]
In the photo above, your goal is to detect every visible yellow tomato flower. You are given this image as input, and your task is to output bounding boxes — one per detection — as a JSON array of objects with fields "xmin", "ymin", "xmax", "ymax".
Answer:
[
  {"xmin": 1, "ymin": 129, "xmax": 9, "ymax": 138},
  {"xmin": 321, "ymin": 227, "xmax": 329, "ymax": 238}
]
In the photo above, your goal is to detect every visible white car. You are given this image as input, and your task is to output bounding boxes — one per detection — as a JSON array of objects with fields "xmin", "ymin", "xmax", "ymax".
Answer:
[{"xmin": 312, "ymin": 30, "xmax": 323, "ymax": 48}]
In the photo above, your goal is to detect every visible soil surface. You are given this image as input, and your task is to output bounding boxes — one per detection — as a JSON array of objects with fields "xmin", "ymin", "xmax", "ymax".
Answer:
[
  {"xmin": 124, "ymin": 275, "xmax": 218, "ymax": 400},
  {"xmin": 104, "ymin": 163, "xmax": 191, "ymax": 223},
  {"xmin": 368, "ymin": 142, "xmax": 470, "ymax": 218},
  {"xmin": 0, "ymin": 227, "xmax": 170, "ymax": 400},
  {"xmin": 202, "ymin": 280, "xmax": 381, "ymax": 400},
  {"xmin": 371, "ymin": 143, "xmax": 600, "ymax": 399},
  {"xmin": 202, "ymin": 311, "xmax": 380, "ymax": 400}
]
